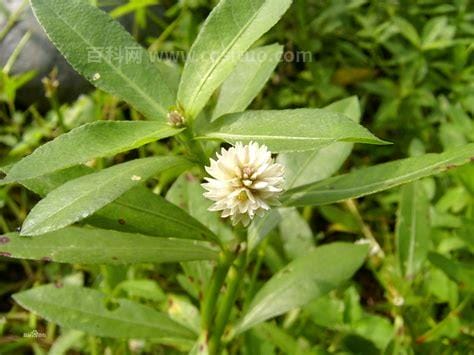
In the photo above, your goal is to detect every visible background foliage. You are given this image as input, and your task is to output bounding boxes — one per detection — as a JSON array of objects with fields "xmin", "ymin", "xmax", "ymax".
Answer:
[{"xmin": 1, "ymin": 0, "xmax": 473, "ymax": 354}]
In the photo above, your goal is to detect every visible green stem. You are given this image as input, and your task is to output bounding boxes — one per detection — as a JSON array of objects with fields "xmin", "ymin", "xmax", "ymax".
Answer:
[
  {"xmin": 0, "ymin": 215, "xmax": 10, "ymax": 234},
  {"xmin": 6, "ymin": 195, "xmax": 24, "ymax": 221},
  {"xmin": 51, "ymin": 94, "xmax": 66, "ymax": 131},
  {"xmin": 243, "ymin": 242, "xmax": 266, "ymax": 313},
  {"xmin": 345, "ymin": 199, "xmax": 384, "ymax": 258},
  {"xmin": 0, "ymin": 0, "xmax": 28, "ymax": 42},
  {"xmin": 148, "ymin": 10, "xmax": 186, "ymax": 54},
  {"xmin": 208, "ymin": 244, "xmax": 247, "ymax": 355},
  {"xmin": 88, "ymin": 336, "xmax": 99, "ymax": 355},
  {"xmin": 179, "ymin": 128, "xmax": 208, "ymax": 166},
  {"xmin": 46, "ymin": 322, "xmax": 56, "ymax": 343},
  {"xmin": 2, "ymin": 31, "xmax": 31, "ymax": 75},
  {"xmin": 201, "ymin": 250, "xmax": 234, "ymax": 332}
]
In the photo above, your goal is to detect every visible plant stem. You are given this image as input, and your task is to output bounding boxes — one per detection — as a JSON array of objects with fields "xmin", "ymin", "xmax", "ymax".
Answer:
[
  {"xmin": 243, "ymin": 241, "xmax": 266, "ymax": 313},
  {"xmin": 179, "ymin": 128, "xmax": 208, "ymax": 166},
  {"xmin": 2, "ymin": 31, "xmax": 31, "ymax": 75},
  {"xmin": 88, "ymin": 336, "xmax": 99, "ymax": 355},
  {"xmin": 0, "ymin": 0, "xmax": 28, "ymax": 42},
  {"xmin": 6, "ymin": 195, "xmax": 24, "ymax": 221},
  {"xmin": 201, "ymin": 250, "xmax": 234, "ymax": 333},
  {"xmin": 208, "ymin": 243, "xmax": 247, "ymax": 355},
  {"xmin": 46, "ymin": 322, "xmax": 56, "ymax": 342},
  {"xmin": 51, "ymin": 94, "xmax": 66, "ymax": 131},
  {"xmin": 148, "ymin": 10, "xmax": 186, "ymax": 54},
  {"xmin": 0, "ymin": 215, "xmax": 10, "ymax": 234},
  {"xmin": 345, "ymin": 199, "xmax": 384, "ymax": 258}
]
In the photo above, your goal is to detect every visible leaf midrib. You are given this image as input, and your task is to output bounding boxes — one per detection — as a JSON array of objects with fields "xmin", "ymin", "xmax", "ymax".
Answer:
[
  {"xmin": 111, "ymin": 199, "xmax": 213, "ymax": 238},
  {"xmin": 15, "ymin": 296, "xmax": 191, "ymax": 337},
  {"xmin": 184, "ymin": 0, "xmax": 262, "ymax": 115},
  {"xmin": 240, "ymin": 273, "xmax": 340, "ymax": 332},
  {"xmin": 8, "ymin": 244, "xmax": 214, "ymax": 252},
  {"xmin": 24, "ymin": 159, "xmax": 183, "ymax": 233},
  {"xmin": 206, "ymin": 133, "xmax": 336, "ymax": 141},
  {"xmin": 9, "ymin": 124, "xmax": 181, "ymax": 182},
  {"xmin": 407, "ymin": 186, "xmax": 417, "ymax": 276},
  {"xmin": 287, "ymin": 154, "xmax": 467, "ymax": 202},
  {"xmin": 36, "ymin": 0, "xmax": 169, "ymax": 117}
]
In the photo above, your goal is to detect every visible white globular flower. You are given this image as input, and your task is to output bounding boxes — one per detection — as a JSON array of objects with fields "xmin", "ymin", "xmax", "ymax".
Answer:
[{"xmin": 202, "ymin": 142, "xmax": 285, "ymax": 227}]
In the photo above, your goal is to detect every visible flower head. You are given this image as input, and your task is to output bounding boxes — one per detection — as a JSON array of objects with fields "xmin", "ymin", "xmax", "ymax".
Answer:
[
  {"xmin": 167, "ymin": 110, "xmax": 185, "ymax": 127},
  {"xmin": 202, "ymin": 142, "xmax": 285, "ymax": 226}
]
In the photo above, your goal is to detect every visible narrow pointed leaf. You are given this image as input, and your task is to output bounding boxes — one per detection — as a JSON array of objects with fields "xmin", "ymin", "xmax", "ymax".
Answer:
[
  {"xmin": 21, "ymin": 157, "xmax": 191, "ymax": 236},
  {"xmin": 8, "ymin": 166, "xmax": 216, "ymax": 242},
  {"xmin": 12, "ymin": 166, "xmax": 92, "ymax": 197},
  {"xmin": 236, "ymin": 243, "xmax": 368, "ymax": 333},
  {"xmin": 167, "ymin": 174, "xmax": 234, "ymax": 243},
  {"xmin": 278, "ymin": 97, "xmax": 361, "ymax": 189},
  {"xmin": 248, "ymin": 209, "xmax": 281, "ymax": 252},
  {"xmin": 30, "ymin": 0, "xmax": 174, "ymax": 121},
  {"xmin": 3, "ymin": 121, "xmax": 182, "ymax": 183},
  {"xmin": 178, "ymin": 0, "xmax": 292, "ymax": 118},
  {"xmin": 428, "ymin": 252, "xmax": 474, "ymax": 291},
  {"xmin": 396, "ymin": 182, "xmax": 431, "ymax": 278},
  {"xmin": 200, "ymin": 109, "xmax": 387, "ymax": 152},
  {"xmin": 284, "ymin": 143, "xmax": 474, "ymax": 206},
  {"xmin": 1, "ymin": 227, "xmax": 218, "ymax": 264},
  {"xmin": 88, "ymin": 185, "xmax": 218, "ymax": 242},
  {"xmin": 13, "ymin": 285, "xmax": 196, "ymax": 340},
  {"xmin": 278, "ymin": 207, "xmax": 315, "ymax": 260},
  {"xmin": 212, "ymin": 44, "xmax": 283, "ymax": 119}
]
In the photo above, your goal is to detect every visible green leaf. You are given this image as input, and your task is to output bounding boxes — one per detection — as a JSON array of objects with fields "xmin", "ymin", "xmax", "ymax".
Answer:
[
  {"xmin": 3, "ymin": 121, "xmax": 182, "ymax": 183},
  {"xmin": 167, "ymin": 295, "xmax": 201, "ymax": 334},
  {"xmin": 278, "ymin": 97, "xmax": 361, "ymax": 189},
  {"xmin": 236, "ymin": 242, "xmax": 368, "ymax": 333},
  {"xmin": 428, "ymin": 252, "xmax": 474, "ymax": 291},
  {"xmin": 177, "ymin": 0, "xmax": 292, "ymax": 118},
  {"xmin": 109, "ymin": 0, "xmax": 159, "ymax": 19},
  {"xmin": 7, "ymin": 166, "xmax": 216, "ymax": 242},
  {"xmin": 248, "ymin": 209, "xmax": 281, "ymax": 252},
  {"xmin": 393, "ymin": 16, "xmax": 420, "ymax": 47},
  {"xmin": 116, "ymin": 280, "xmax": 165, "ymax": 302},
  {"xmin": 167, "ymin": 174, "xmax": 234, "ymax": 243},
  {"xmin": 421, "ymin": 17, "xmax": 453, "ymax": 50},
  {"xmin": 49, "ymin": 330, "xmax": 84, "ymax": 355},
  {"xmin": 88, "ymin": 185, "xmax": 217, "ymax": 242},
  {"xmin": 156, "ymin": 60, "xmax": 181, "ymax": 94},
  {"xmin": 457, "ymin": 221, "xmax": 474, "ymax": 252},
  {"xmin": 200, "ymin": 109, "xmax": 387, "ymax": 153},
  {"xmin": 278, "ymin": 208, "xmax": 315, "ymax": 260},
  {"xmin": 21, "ymin": 157, "xmax": 191, "ymax": 236},
  {"xmin": 13, "ymin": 285, "xmax": 196, "ymax": 340},
  {"xmin": 396, "ymin": 182, "xmax": 431, "ymax": 278},
  {"xmin": 253, "ymin": 323, "xmax": 319, "ymax": 355},
  {"xmin": 283, "ymin": 143, "xmax": 474, "ymax": 206},
  {"xmin": 30, "ymin": 0, "xmax": 174, "ymax": 121},
  {"xmin": 16, "ymin": 166, "xmax": 92, "ymax": 197},
  {"xmin": 351, "ymin": 314, "xmax": 394, "ymax": 351},
  {"xmin": 212, "ymin": 44, "xmax": 283, "ymax": 119},
  {"xmin": 0, "ymin": 227, "xmax": 218, "ymax": 264}
]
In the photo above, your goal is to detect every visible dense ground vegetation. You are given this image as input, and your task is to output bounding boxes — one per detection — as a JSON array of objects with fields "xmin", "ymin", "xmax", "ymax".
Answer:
[{"xmin": 1, "ymin": 0, "xmax": 473, "ymax": 354}]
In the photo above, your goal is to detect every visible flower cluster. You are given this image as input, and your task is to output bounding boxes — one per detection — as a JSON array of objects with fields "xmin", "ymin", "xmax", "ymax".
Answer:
[{"xmin": 202, "ymin": 142, "xmax": 285, "ymax": 226}]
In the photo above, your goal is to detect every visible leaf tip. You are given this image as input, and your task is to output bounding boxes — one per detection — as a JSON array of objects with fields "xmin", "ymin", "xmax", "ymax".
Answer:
[
  {"xmin": 377, "ymin": 138, "xmax": 393, "ymax": 145},
  {"xmin": 0, "ymin": 177, "xmax": 13, "ymax": 186},
  {"xmin": 19, "ymin": 221, "xmax": 41, "ymax": 237}
]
